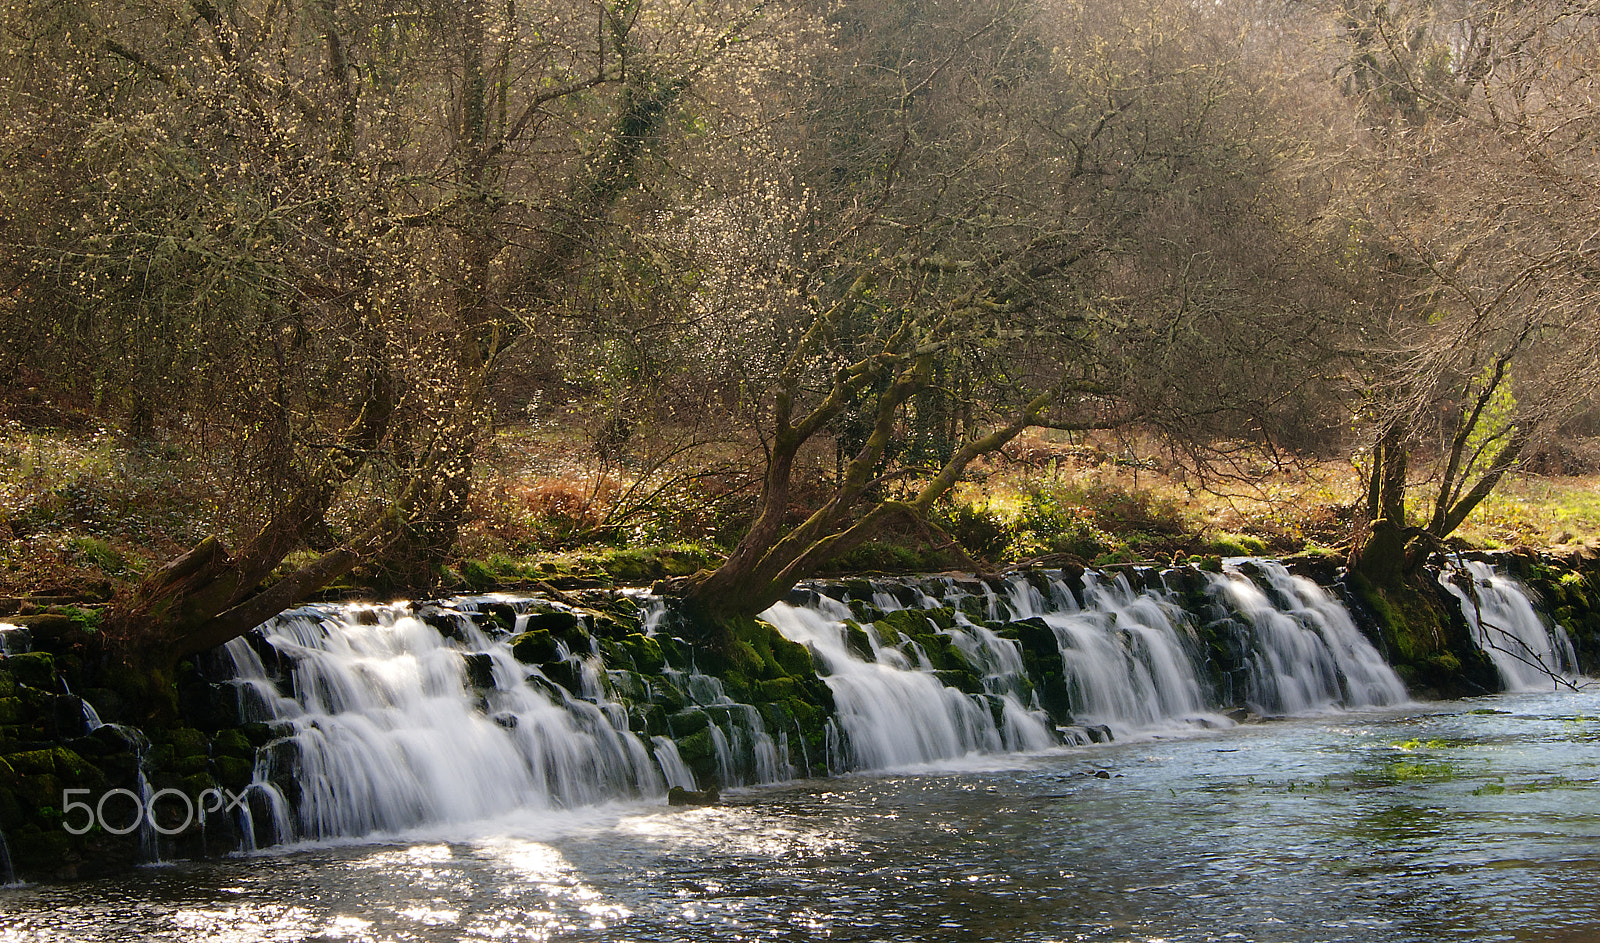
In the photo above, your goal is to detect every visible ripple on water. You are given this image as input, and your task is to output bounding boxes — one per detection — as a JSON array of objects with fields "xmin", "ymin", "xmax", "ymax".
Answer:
[{"xmin": 4, "ymin": 692, "xmax": 1600, "ymax": 942}]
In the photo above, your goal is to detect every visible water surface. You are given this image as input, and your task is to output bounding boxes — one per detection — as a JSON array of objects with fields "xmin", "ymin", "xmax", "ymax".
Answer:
[{"xmin": 4, "ymin": 687, "xmax": 1598, "ymax": 943}]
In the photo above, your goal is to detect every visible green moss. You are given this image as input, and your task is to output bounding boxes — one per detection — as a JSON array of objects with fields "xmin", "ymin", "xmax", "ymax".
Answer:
[
  {"xmin": 212, "ymin": 728, "xmax": 252, "ymax": 758},
  {"xmin": 755, "ymin": 677, "xmax": 799, "ymax": 702},
  {"xmin": 676, "ymin": 728, "xmax": 714, "ymax": 764},
  {"xmin": 844, "ymin": 621, "xmax": 875, "ymax": 661},
  {"xmin": 164, "ymin": 727, "xmax": 209, "ymax": 759},
  {"xmin": 5, "ymin": 652, "xmax": 56, "ymax": 690},
  {"xmin": 667, "ymin": 710, "xmax": 710, "ymax": 735},
  {"xmin": 510, "ymin": 629, "xmax": 558, "ymax": 664},
  {"xmin": 616, "ymin": 634, "xmax": 664, "ymax": 674},
  {"xmin": 214, "ymin": 756, "xmax": 254, "ymax": 790}
]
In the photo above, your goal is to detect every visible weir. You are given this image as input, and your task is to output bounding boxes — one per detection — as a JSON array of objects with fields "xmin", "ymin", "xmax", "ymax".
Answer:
[
  {"xmin": 1440, "ymin": 558, "xmax": 1580, "ymax": 690},
  {"xmin": 204, "ymin": 559, "xmax": 1570, "ymax": 850}
]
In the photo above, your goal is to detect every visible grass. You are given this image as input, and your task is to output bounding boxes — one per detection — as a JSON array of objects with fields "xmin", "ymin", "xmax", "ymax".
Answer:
[{"xmin": 3, "ymin": 420, "xmax": 1598, "ymax": 600}]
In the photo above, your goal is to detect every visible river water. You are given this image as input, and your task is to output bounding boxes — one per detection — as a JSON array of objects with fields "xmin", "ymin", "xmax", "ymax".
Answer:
[{"xmin": 5, "ymin": 684, "xmax": 1598, "ymax": 943}]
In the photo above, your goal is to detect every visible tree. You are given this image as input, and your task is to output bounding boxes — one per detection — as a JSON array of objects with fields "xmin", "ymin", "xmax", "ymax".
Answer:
[
  {"xmin": 1337, "ymin": 0, "xmax": 1600, "ymax": 586},
  {"xmin": 670, "ymin": 0, "xmax": 1348, "ymax": 626},
  {"xmin": 0, "ymin": 0, "xmax": 756, "ymax": 671}
]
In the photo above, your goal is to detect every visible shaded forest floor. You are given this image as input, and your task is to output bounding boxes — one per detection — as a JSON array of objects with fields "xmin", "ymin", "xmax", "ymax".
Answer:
[{"xmin": 4, "ymin": 419, "xmax": 1600, "ymax": 604}]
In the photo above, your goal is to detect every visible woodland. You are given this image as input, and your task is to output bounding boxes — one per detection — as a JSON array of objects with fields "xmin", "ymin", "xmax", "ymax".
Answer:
[{"xmin": 2, "ymin": 0, "xmax": 1599, "ymax": 670}]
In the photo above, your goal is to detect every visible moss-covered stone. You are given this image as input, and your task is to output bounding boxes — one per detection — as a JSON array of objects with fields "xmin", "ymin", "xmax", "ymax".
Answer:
[
  {"xmin": 667, "ymin": 709, "xmax": 710, "ymax": 736},
  {"xmin": 755, "ymin": 677, "xmax": 799, "ymax": 702},
  {"xmin": 212, "ymin": 728, "xmax": 253, "ymax": 758},
  {"xmin": 843, "ymin": 621, "xmax": 875, "ymax": 661},
  {"xmin": 214, "ymin": 755, "xmax": 255, "ymax": 790},
  {"xmin": 5, "ymin": 651, "xmax": 56, "ymax": 690},
  {"xmin": 523, "ymin": 610, "xmax": 581, "ymax": 635},
  {"xmin": 165, "ymin": 727, "xmax": 210, "ymax": 760},
  {"xmin": 676, "ymin": 728, "xmax": 714, "ymax": 765},
  {"xmin": 616, "ymin": 634, "xmax": 664, "ymax": 674},
  {"xmin": 510, "ymin": 629, "xmax": 559, "ymax": 664}
]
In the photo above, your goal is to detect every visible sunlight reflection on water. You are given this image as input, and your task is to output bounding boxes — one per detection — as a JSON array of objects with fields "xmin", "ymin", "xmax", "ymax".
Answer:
[{"xmin": 3, "ymin": 689, "xmax": 1600, "ymax": 942}]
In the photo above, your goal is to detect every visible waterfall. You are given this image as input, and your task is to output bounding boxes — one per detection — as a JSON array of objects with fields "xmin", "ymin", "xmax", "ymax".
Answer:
[
  {"xmin": 1024, "ymin": 571, "xmax": 1225, "ymax": 736},
  {"xmin": 1441, "ymin": 560, "xmax": 1578, "ymax": 691},
  {"xmin": 222, "ymin": 601, "xmax": 688, "ymax": 843},
  {"xmin": 193, "ymin": 558, "xmax": 1555, "ymax": 853},
  {"xmin": 0, "ymin": 622, "xmax": 28, "ymax": 655},
  {"xmin": 0, "ymin": 827, "xmax": 15, "ymax": 887},
  {"xmin": 761, "ymin": 597, "xmax": 1025, "ymax": 768},
  {"xmin": 1207, "ymin": 562, "xmax": 1408, "ymax": 714},
  {"xmin": 762, "ymin": 564, "xmax": 1414, "ymax": 765}
]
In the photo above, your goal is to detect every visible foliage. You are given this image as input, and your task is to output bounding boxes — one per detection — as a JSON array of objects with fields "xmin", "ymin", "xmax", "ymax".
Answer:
[{"xmin": 1008, "ymin": 484, "xmax": 1118, "ymax": 563}]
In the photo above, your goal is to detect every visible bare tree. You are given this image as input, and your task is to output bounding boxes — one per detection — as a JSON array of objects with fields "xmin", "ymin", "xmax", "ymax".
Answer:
[{"xmin": 1337, "ymin": 0, "xmax": 1600, "ymax": 585}]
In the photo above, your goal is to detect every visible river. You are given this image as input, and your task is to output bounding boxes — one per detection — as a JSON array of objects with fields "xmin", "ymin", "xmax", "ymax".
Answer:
[{"xmin": 4, "ymin": 684, "xmax": 1598, "ymax": 942}]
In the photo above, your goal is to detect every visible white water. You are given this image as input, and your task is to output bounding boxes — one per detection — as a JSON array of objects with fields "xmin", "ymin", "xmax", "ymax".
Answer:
[
  {"xmin": 761, "ymin": 597, "xmax": 1036, "ymax": 768},
  {"xmin": 201, "ymin": 560, "xmax": 1572, "ymax": 852},
  {"xmin": 223, "ymin": 603, "xmax": 676, "ymax": 843},
  {"xmin": 1441, "ymin": 559, "xmax": 1579, "ymax": 691},
  {"xmin": 1031, "ymin": 571, "xmax": 1226, "ymax": 736},
  {"xmin": 1208, "ymin": 562, "xmax": 1408, "ymax": 714}
]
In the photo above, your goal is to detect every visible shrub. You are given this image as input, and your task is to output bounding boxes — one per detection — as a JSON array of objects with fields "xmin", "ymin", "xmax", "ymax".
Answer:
[
  {"xmin": 1008, "ymin": 484, "xmax": 1117, "ymax": 561},
  {"xmin": 931, "ymin": 500, "xmax": 1010, "ymax": 561}
]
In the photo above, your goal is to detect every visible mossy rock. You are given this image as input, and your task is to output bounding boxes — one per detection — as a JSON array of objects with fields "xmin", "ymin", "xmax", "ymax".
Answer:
[
  {"xmin": 875, "ymin": 609, "xmax": 938, "ymax": 642},
  {"xmin": 172, "ymin": 755, "xmax": 211, "ymax": 776},
  {"xmin": 462, "ymin": 652, "xmax": 497, "ymax": 689},
  {"xmin": 1009, "ymin": 617, "xmax": 1058, "ymax": 661},
  {"xmin": 616, "ymin": 634, "xmax": 665, "ymax": 674},
  {"xmin": 165, "ymin": 727, "xmax": 210, "ymax": 760},
  {"xmin": 667, "ymin": 709, "xmax": 710, "ymax": 736},
  {"xmin": 212, "ymin": 728, "xmax": 253, "ymax": 758},
  {"xmin": 5, "ymin": 749, "xmax": 60, "ymax": 775},
  {"xmin": 538, "ymin": 660, "xmax": 581, "ymax": 694},
  {"xmin": 214, "ymin": 755, "xmax": 255, "ymax": 791},
  {"xmin": 634, "ymin": 705, "xmax": 667, "ymax": 737},
  {"xmin": 935, "ymin": 669, "xmax": 983, "ymax": 696},
  {"xmin": 0, "ymin": 697, "xmax": 23, "ymax": 725},
  {"xmin": 843, "ymin": 621, "xmax": 875, "ymax": 661},
  {"xmin": 16, "ymin": 770, "xmax": 66, "ymax": 808},
  {"xmin": 718, "ymin": 669, "xmax": 752, "ymax": 703},
  {"xmin": 0, "ymin": 668, "xmax": 14, "ymax": 698},
  {"xmin": 645, "ymin": 677, "xmax": 687, "ymax": 713},
  {"xmin": 240, "ymin": 722, "xmax": 276, "ymax": 748},
  {"xmin": 510, "ymin": 629, "xmax": 559, "ymax": 664},
  {"xmin": 676, "ymin": 728, "xmax": 715, "ymax": 765},
  {"xmin": 755, "ymin": 677, "xmax": 800, "ymax": 702},
  {"xmin": 523, "ymin": 610, "xmax": 582, "ymax": 635},
  {"xmin": 5, "ymin": 651, "xmax": 56, "ymax": 690}
]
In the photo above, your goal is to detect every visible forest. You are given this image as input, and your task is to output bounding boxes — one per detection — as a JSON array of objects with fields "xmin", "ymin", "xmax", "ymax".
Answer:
[{"xmin": 3, "ymin": 0, "xmax": 1600, "ymax": 666}]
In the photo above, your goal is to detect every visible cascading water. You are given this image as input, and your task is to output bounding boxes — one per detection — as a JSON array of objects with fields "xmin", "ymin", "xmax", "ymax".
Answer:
[
  {"xmin": 1441, "ymin": 559, "xmax": 1579, "ymax": 691},
  {"xmin": 220, "ymin": 597, "xmax": 788, "ymax": 844},
  {"xmin": 761, "ymin": 595, "xmax": 1051, "ymax": 769},
  {"xmin": 1206, "ymin": 562, "xmax": 1408, "ymax": 714},
  {"xmin": 195, "ymin": 559, "xmax": 1537, "ymax": 855},
  {"xmin": 1007, "ymin": 570, "xmax": 1227, "ymax": 736}
]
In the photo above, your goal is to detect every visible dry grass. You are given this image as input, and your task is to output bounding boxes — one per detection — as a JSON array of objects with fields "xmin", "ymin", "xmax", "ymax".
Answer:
[{"xmin": 4, "ymin": 419, "xmax": 1597, "ymax": 598}]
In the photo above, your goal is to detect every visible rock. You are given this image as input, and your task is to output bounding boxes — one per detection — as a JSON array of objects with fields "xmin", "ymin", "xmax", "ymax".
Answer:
[
  {"xmin": 463, "ymin": 652, "xmax": 497, "ymax": 689},
  {"xmin": 510, "ymin": 629, "xmax": 558, "ymax": 664},
  {"xmin": 3, "ymin": 651, "xmax": 56, "ymax": 690},
  {"xmin": 667, "ymin": 785, "xmax": 720, "ymax": 807}
]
